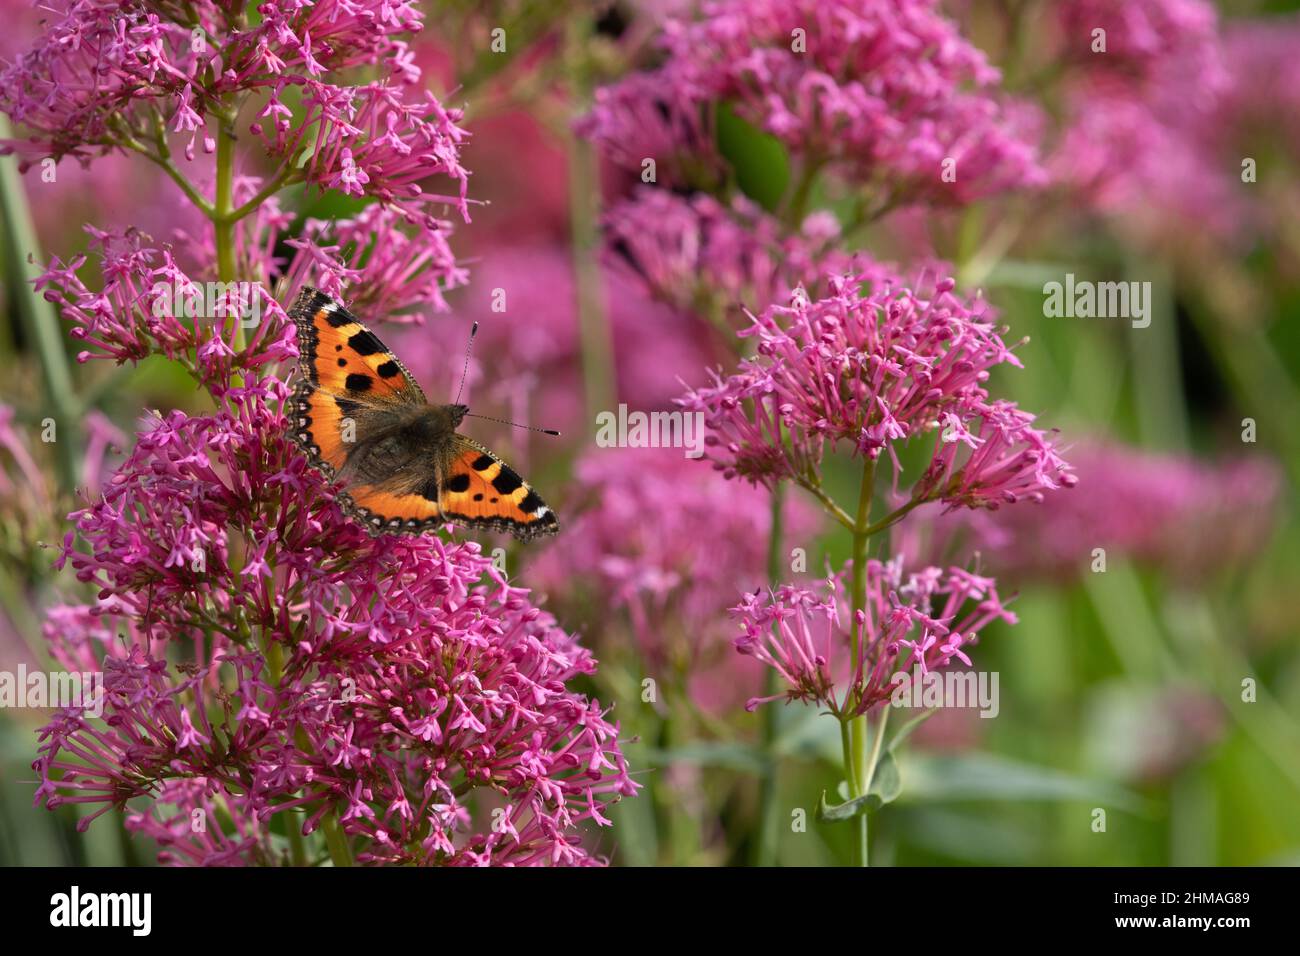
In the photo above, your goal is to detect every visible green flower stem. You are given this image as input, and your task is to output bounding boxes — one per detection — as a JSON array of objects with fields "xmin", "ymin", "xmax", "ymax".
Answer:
[
  {"xmin": 752, "ymin": 483, "xmax": 786, "ymax": 866},
  {"xmin": 564, "ymin": 15, "xmax": 616, "ymax": 423},
  {"xmin": 844, "ymin": 455, "xmax": 876, "ymax": 866},
  {"xmin": 212, "ymin": 107, "xmax": 241, "ymax": 334},
  {"xmin": 286, "ymin": 814, "xmax": 308, "ymax": 867},
  {"xmin": 0, "ymin": 115, "xmax": 82, "ymax": 490},
  {"xmin": 798, "ymin": 476, "xmax": 855, "ymax": 530},
  {"xmin": 321, "ymin": 812, "xmax": 354, "ymax": 867}
]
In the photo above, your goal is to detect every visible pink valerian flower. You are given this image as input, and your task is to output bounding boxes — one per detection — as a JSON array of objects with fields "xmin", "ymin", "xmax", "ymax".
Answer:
[
  {"xmin": 37, "ymin": 566, "xmax": 634, "ymax": 865},
  {"xmin": 1050, "ymin": 76, "xmax": 1246, "ymax": 244},
  {"xmin": 278, "ymin": 204, "xmax": 468, "ymax": 323},
  {"xmin": 1218, "ymin": 18, "xmax": 1300, "ymax": 161},
  {"xmin": 35, "ymin": 197, "xmax": 468, "ymax": 389},
  {"xmin": 32, "ymin": 236, "xmax": 636, "ymax": 865},
  {"xmin": 896, "ymin": 442, "xmax": 1283, "ymax": 587},
  {"xmin": 1, "ymin": 0, "xmax": 468, "ymax": 221},
  {"xmin": 602, "ymin": 187, "xmax": 890, "ymax": 317},
  {"xmin": 1046, "ymin": 3, "xmax": 1240, "ymax": 243},
  {"xmin": 1057, "ymin": 15, "xmax": 1300, "ymax": 253},
  {"xmin": 527, "ymin": 446, "xmax": 821, "ymax": 712},
  {"xmin": 37, "ymin": 360, "xmax": 636, "ymax": 865},
  {"xmin": 678, "ymin": 270, "xmax": 1075, "ymax": 510},
  {"xmin": 262, "ymin": 81, "xmax": 469, "ymax": 220},
  {"xmin": 732, "ymin": 558, "xmax": 1016, "ymax": 716},
  {"xmin": 582, "ymin": 0, "xmax": 1046, "ymax": 205}
]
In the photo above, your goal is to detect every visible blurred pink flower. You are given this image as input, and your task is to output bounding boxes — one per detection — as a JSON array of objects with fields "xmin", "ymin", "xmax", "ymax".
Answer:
[
  {"xmin": 390, "ymin": 242, "xmax": 720, "ymax": 442},
  {"xmin": 897, "ymin": 442, "xmax": 1283, "ymax": 586},
  {"xmin": 1048, "ymin": 2, "xmax": 1250, "ymax": 245},
  {"xmin": 527, "ymin": 446, "xmax": 821, "ymax": 711},
  {"xmin": 1051, "ymin": 77, "xmax": 1245, "ymax": 242},
  {"xmin": 1055, "ymin": 0, "xmax": 1223, "ymax": 91},
  {"xmin": 603, "ymin": 187, "xmax": 889, "ymax": 315}
]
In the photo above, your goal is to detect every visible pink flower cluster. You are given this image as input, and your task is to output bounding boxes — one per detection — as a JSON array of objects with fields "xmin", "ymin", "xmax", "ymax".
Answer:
[
  {"xmin": 1, "ymin": 0, "xmax": 467, "ymax": 223},
  {"xmin": 35, "ymin": 225, "xmax": 290, "ymax": 392},
  {"xmin": 733, "ymin": 558, "xmax": 1016, "ymax": 715},
  {"xmin": 40, "ymin": 535, "xmax": 633, "ymax": 865},
  {"xmin": 1049, "ymin": 0, "xmax": 1249, "ymax": 244},
  {"xmin": 581, "ymin": 0, "xmax": 1046, "ymax": 205},
  {"xmin": 679, "ymin": 270, "xmax": 1074, "ymax": 509},
  {"xmin": 36, "ymin": 194, "xmax": 466, "ymax": 394}
]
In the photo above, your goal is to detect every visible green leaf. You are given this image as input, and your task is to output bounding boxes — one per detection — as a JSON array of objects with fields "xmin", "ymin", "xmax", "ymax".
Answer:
[
  {"xmin": 641, "ymin": 741, "xmax": 766, "ymax": 774},
  {"xmin": 816, "ymin": 752, "xmax": 902, "ymax": 823},
  {"xmin": 981, "ymin": 259, "xmax": 1082, "ymax": 289},
  {"xmin": 715, "ymin": 102, "xmax": 789, "ymax": 213},
  {"xmin": 885, "ymin": 708, "xmax": 938, "ymax": 755},
  {"xmin": 870, "ymin": 751, "xmax": 902, "ymax": 804},
  {"xmin": 816, "ymin": 788, "xmax": 876, "ymax": 823},
  {"xmin": 901, "ymin": 752, "xmax": 1148, "ymax": 813}
]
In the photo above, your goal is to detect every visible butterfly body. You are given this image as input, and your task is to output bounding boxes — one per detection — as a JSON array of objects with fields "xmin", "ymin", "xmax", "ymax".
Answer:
[{"xmin": 287, "ymin": 288, "xmax": 559, "ymax": 540}]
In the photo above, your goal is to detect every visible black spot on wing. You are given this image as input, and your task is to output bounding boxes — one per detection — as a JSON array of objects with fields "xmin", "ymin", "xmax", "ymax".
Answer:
[
  {"xmin": 334, "ymin": 396, "xmax": 362, "ymax": 416},
  {"xmin": 348, "ymin": 330, "xmax": 384, "ymax": 356},
  {"xmin": 418, "ymin": 476, "xmax": 441, "ymax": 502},
  {"xmin": 445, "ymin": 473, "xmax": 471, "ymax": 493},
  {"xmin": 325, "ymin": 310, "xmax": 353, "ymax": 329},
  {"xmin": 492, "ymin": 466, "xmax": 523, "ymax": 496},
  {"xmin": 518, "ymin": 490, "xmax": 544, "ymax": 514},
  {"xmin": 376, "ymin": 360, "xmax": 401, "ymax": 379},
  {"xmin": 345, "ymin": 373, "xmax": 372, "ymax": 393},
  {"xmin": 471, "ymin": 454, "xmax": 495, "ymax": 472}
]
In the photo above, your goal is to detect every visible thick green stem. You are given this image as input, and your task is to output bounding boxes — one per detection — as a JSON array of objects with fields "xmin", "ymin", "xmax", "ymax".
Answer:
[
  {"xmin": 752, "ymin": 484, "xmax": 786, "ymax": 866},
  {"xmin": 214, "ymin": 118, "xmax": 235, "ymax": 283}
]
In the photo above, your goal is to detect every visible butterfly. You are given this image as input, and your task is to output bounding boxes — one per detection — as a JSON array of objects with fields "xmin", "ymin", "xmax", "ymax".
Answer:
[{"xmin": 287, "ymin": 287, "xmax": 559, "ymax": 540}]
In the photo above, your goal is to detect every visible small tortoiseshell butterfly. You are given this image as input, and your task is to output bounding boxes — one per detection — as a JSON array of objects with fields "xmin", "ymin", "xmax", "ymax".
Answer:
[{"xmin": 287, "ymin": 287, "xmax": 560, "ymax": 540}]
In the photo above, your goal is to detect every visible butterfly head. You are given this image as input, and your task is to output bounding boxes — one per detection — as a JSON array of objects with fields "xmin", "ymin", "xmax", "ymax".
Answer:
[{"xmin": 415, "ymin": 403, "xmax": 469, "ymax": 438}]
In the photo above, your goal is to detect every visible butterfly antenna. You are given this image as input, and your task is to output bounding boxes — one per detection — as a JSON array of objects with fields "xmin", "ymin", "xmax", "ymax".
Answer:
[
  {"xmin": 453, "ymin": 321, "xmax": 478, "ymax": 406},
  {"xmin": 464, "ymin": 413, "xmax": 561, "ymax": 437}
]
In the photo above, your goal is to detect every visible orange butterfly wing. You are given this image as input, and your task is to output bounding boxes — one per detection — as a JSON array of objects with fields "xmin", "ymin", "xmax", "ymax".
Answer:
[
  {"xmin": 436, "ymin": 437, "xmax": 559, "ymax": 541},
  {"xmin": 289, "ymin": 286, "xmax": 422, "ymax": 479},
  {"xmin": 290, "ymin": 288, "xmax": 425, "ymax": 405}
]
